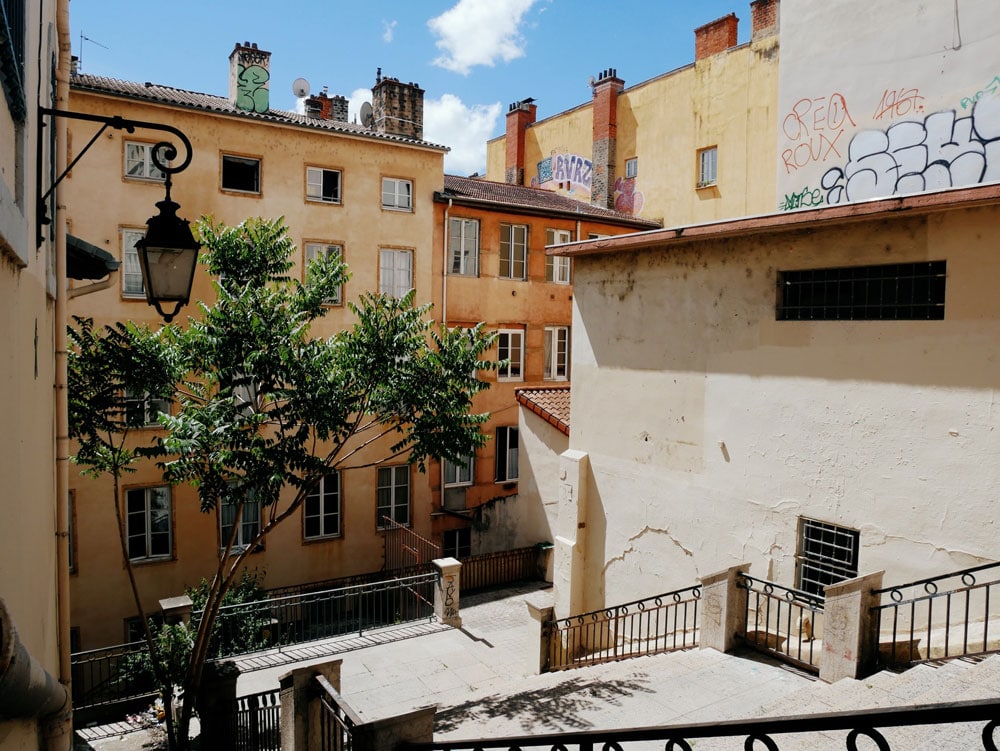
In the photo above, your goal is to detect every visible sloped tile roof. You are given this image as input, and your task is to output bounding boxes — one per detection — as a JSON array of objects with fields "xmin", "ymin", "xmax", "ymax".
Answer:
[
  {"xmin": 440, "ymin": 175, "xmax": 661, "ymax": 230},
  {"xmin": 69, "ymin": 74, "xmax": 448, "ymax": 151},
  {"xmin": 515, "ymin": 386, "xmax": 571, "ymax": 436}
]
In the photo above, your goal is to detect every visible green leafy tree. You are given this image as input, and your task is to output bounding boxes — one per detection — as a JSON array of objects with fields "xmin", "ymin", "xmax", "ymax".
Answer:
[{"xmin": 70, "ymin": 216, "xmax": 495, "ymax": 750}]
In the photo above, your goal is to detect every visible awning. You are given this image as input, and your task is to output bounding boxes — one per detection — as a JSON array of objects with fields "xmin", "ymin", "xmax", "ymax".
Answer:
[{"xmin": 67, "ymin": 234, "xmax": 120, "ymax": 280}]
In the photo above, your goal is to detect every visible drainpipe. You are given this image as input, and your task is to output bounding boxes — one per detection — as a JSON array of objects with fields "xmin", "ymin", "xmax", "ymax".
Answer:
[
  {"xmin": 440, "ymin": 198, "xmax": 452, "ymax": 507},
  {"xmin": 0, "ymin": 599, "xmax": 69, "ymax": 722}
]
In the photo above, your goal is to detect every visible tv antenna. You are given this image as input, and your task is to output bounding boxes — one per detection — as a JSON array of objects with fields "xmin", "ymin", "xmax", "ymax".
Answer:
[
  {"xmin": 78, "ymin": 32, "xmax": 109, "ymax": 71},
  {"xmin": 291, "ymin": 77, "xmax": 311, "ymax": 98}
]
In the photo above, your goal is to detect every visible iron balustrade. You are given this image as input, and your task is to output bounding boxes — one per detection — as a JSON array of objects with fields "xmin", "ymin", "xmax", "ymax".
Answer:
[
  {"xmin": 382, "ymin": 516, "xmax": 441, "ymax": 572},
  {"xmin": 546, "ymin": 585, "xmax": 701, "ymax": 671},
  {"xmin": 401, "ymin": 698, "xmax": 1000, "ymax": 751},
  {"xmin": 738, "ymin": 574, "xmax": 824, "ymax": 673},
  {"xmin": 69, "ymin": 640, "xmax": 156, "ymax": 709},
  {"xmin": 315, "ymin": 673, "xmax": 362, "ymax": 751},
  {"xmin": 233, "ymin": 689, "xmax": 281, "ymax": 751},
  {"xmin": 460, "ymin": 546, "xmax": 540, "ymax": 593},
  {"xmin": 872, "ymin": 560, "xmax": 1000, "ymax": 668}
]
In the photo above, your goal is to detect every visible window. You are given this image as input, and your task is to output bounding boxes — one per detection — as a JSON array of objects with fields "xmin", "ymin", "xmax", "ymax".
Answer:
[
  {"xmin": 125, "ymin": 141, "xmax": 167, "ymax": 181},
  {"xmin": 777, "ymin": 261, "xmax": 947, "ymax": 321},
  {"xmin": 125, "ymin": 614, "xmax": 163, "ymax": 644},
  {"xmin": 220, "ymin": 493, "xmax": 261, "ymax": 553},
  {"xmin": 795, "ymin": 518, "xmax": 860, "ymax": 597},
  {"xmin": 697, "ymin": 146, "xmax": 718, "ymax": 187},
  {"xmin": 379, "ymin": 248, "xmax": 413, "ymax": 299},
  {"xmin": 545, "ymin": 229, "xmax": 572, "ymax": 284},
  {"xmin": 305, "ymin": 473, "xmax": 341, "ymax": 540},
  {"xmin": 443, "ymin": 528, "xmax": 471, "ymax": 559},
  {"xmin": 381, "ymin": 177, "xmax": 412, "ymax": 211},
  {"xmin": 625, "ymin": 157, "xmax": 638, "ymax": 179},
  {"xmin": 499, "ymin": 224, "xmax": 528, "ymax": 280},
  {"xmin": 444, "ymin": 456, "xmax": 474, "ymax": 487},
  {"xmin": 221, "ymin": 154, "xmax": 261, "ymax": 193},
  {"xmin": 449, "ymin": 218, "xmax": 479, "ymax": 276},
  {"xmin": 588, "ymin": 233, "xmax": 610, "ymax": 240},
  {"xmin": 125, "ymin": 389, "xmax": 170, "ymax": 427},
  {"xmin": 497, "ymin": 329, "xmax": 524, "ymax": 381},
  {"xmin": 377, "ymin": 465, "xmax": 410, "ymax": 528},
  {"xmin": 304, "ymin": 243, "xmax": 343, "ymax": 305},
  {"xmin": 121, "ymin": 228, "xmax": 146, "ymax": 298},
  {"xmin": 126, "ymin": 486, "xmax": 172, "ymax": 561},
  {"xmin": 306, "ymin": 166, "xmax": 341, "ymax": 204},
  {"xmin": 543, "ymin": 326, "xmax": 570, "ymax": 380},
  {"xmin": 495, "ymin": 426, "xmax": 519, "ymax": 482},
  {"xmin": 0, "ymin": 0, "xmax": 26, "ymax": 121}
]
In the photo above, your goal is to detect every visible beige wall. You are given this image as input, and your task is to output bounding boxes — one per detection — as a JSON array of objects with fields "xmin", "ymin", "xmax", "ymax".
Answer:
[{"xmin": 563, "ymin": 201, "xmax": 1000, "ymax": 612}]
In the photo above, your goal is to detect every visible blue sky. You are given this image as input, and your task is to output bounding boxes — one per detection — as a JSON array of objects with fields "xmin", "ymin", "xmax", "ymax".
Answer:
[{"xmin": 69, "ymin": 0, "xmax": 749, "ymax": 175}]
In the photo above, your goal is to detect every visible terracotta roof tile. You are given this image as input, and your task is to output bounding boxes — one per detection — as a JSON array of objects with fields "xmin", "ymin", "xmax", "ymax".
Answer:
[{"xmin": 516, "ymin": 386, "xmax": 571, "ymax": 436}]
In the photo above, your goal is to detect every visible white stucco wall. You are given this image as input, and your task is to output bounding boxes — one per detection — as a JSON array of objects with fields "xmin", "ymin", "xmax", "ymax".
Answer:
[
  {"xmin": 567, "ymin": 202, "xmax": 1000, "ymax": 608},
  {"xmin": 776, "ymin": 0, "xmax": 1000, "ymax": 208}
]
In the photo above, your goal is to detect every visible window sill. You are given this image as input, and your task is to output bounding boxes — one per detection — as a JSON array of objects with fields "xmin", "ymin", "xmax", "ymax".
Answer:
[
  {"xmin": 124, "ymin": 176, "xmax": 167, "ymax": 184},
  {"xmin": 306, "ymin": 198, "xmax": 342, "ymax": 206},
  {"xmin": 220, "ymin": 188, "xmax": 262, "ymax": 197},
  {"xmin": 303, "ymin": 534, "xmax": 343, "ymax": 544},
  {"xmin": 381, "ymin": 206, "xmax": 414, "ymax": 213},
  {"xmin": 129, "ymin": 555, "xmax": 175, "ymax": 566},
  {"xmin": 696, "ymin": 181, "xmax": 717, "ymax": 190}
]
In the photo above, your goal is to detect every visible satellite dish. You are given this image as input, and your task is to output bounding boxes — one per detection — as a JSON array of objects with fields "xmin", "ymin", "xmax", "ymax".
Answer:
[
  {"xmin": 360, "ymin": 101, "xmax": 374, "ymax": 128},
  {"xmin": 292, "ymin": 77, "xmax": 310, "ymax": 98}
]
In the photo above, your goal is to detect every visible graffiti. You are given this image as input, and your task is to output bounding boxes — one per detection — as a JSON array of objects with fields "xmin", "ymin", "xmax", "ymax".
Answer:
[
  {"xmin": 961, "ymin": 75, "xmax": 1000, "ymax": 110},
  {"xmin": 444, "ymin": 575, "xmax": 456, "ymax": 607},
  {"xmin": 873, "ymin": 87, "xmax": 925, "ymax": 121},
  {"xmin": 236, "ymin": 49, "xmax": 270, "ymax": 114},
  {"xmin": 780, "ymin": 93, "xmax": 857, "ymax": 173},
  {"xmin": 613, "ymin": 176, "xmax": 644, "ymax": 215},
  {"xmin": 820, "ymin": 92, "xmax": 1000, "ymax": 205},
  {"xmin": 533, "ymin": 151, "xmax": 593, "ymax": 196},
  {"xmin": 779, "ymin": 185, "xmax": 823, "ymax": 211}
]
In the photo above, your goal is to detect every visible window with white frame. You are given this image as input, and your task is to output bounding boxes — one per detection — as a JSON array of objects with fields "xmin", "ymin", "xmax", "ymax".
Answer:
[
  {"xmin": 381, "ymin": 177, "xmax": 412, "ymax": 211},
  {"xmin": 304, "ymin": 473, "xmax": 341, "ymax": 540},
  {"xmin": 379, "ymin": 248, "xmax": 413, "ymax": 298},
  {"xmin": 125, "ymin": 141, "xmax": 167, "ymax": 181},
  {"xmin": 121, "ymin": 228, "xmax": 146, "ymax": 298},
  {"xmin": 449, "ymin": 217, "xmax": 479, "ymax": 276},
  {"xmin": 795, "ymin": 517, "xmax": 860, "ymax": 597},
  {"xmin": 443, "ymin": 455, "xmax": 474, "ymax": 511},
  {"xmin": 126, "ymin": 486, "xmax": 172, "ymax": 561},
  {"xmin": 304, "ymin": 242, "xmax": 344, "ymax": 304},
  {"xmin": 545, "ymin": 229, "xmax": 572, "ymax": 284},
  {"xmin": 125, "ymin": 389, "xmax": 170, "ymax": 427},
  {"xmin": 221, "ymin": 154, "xmax": 261, "ymax": 193},
  {"xmin": 698, "ymin": 146, "xmax": 718, "ymax": 187},
  {"xmin": 497, "ymin": 329, "xmax": 524, "ymax": 381},
  {"xmin": 306, "ymin": 166, "xmax": 342, "ymax": 204},
  {"xmin": 543, "ymin": 326, "xmax": 570, "ymax": 380},
  {"xmin": 220, "ymin": 492, "xmax": 261, "ymax": 553},
  {"xmin": 494, "ymin": 426, "xmax": 519, "ymax": 482},
  {"xmin": 499, "ymin": 224, "xmax": 527, "ymax": 280},
  {"xmin": 625, "ymin": 157, "xmax": 638, "ymax": 179},
  {"xmin": 443, "ymin": 527, "xmax": 471, "ymax": 559},
  {"xmin": 377, "ymin": 465, "xmax": 410, "ymax": 528}
]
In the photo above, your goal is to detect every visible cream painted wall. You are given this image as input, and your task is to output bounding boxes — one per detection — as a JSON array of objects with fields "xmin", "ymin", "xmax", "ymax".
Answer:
[
  {"xmin": 565, "ymin": 202, "xmax": 1000, "ymax": 612},
  {"xmin": 776, "ymin": 0, "xmax": 1000, "ymax": 206}
]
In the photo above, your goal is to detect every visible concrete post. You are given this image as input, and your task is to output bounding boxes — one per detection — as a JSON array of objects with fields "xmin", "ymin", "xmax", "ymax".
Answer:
[
  {"xmin": 820, "ymin": 570, "xmax": 885, "ymax": 683},
  {"xmin": 698, "ymin": 563, "xmax": 751, "ymax": 653},
  {"xmin": 554, "ymin": 450, "xmax": 590, "ymax": 620},
  {"xmin": 352, "ymin": 706, "xmax": 436, "ymax": 751},
  {"xmin": 158, "ymin": 594, "xmax": 193, "ymax": 625},
  {"xmin": 433, "ymin": 557, "xmax": 462, "ymax": 628},
  {"xmin": 525, "ymin": 593, "xmax": 555, "ymax": 674},
  {"xmin": 279, "ymin": 659, "xmax": 342, "ymax": 751},
  {"xmin": 196, "ymin": 661, "xmax": 239, "ymax": 751}
]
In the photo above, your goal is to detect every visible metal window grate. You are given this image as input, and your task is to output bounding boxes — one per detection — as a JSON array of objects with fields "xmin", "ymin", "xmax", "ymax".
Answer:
[
  {"xmin": 795, "ymin": 518, "xmax": 859, "ymax": 597},
  {"xmin": 0, "ymin": 0, "xmax": 26, "ymax": 120},
  {"xmin": 777, "ymin": 261, "xmax": 946, "ymax": 321}
]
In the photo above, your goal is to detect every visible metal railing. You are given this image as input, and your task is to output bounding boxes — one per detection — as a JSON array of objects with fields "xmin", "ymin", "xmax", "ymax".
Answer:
[
  {"xmin": 402, "ymin": 698, "xmax": 1000, "ymax": 751},
  {"xmin": 315, "ymin": 673, "xmax": 362, "ymax": 751},
  {"xmin": 545, "ymin": 585, "xmax": 701, "ymax": 671},
  {"xmin": 233, "ymin": 689, "xmax": 281, "ymax": 751},
  {"xmin": 872, "ymin": 560, "xmax": 1000, "ymax": 668},
  {"xmin": 382, "ymin": 516, "xmax": 441, "ymax": 572},
  {"xmin": 738, "ymin": 574, "xmax": 824, "ymax": 673},
  {"xmin": 70, "ymin": 640, "xmax": 156, "ymax": 709},
  {"xmin": 460, "ymin": 546, "xmax": 540, "ymax": 593}
]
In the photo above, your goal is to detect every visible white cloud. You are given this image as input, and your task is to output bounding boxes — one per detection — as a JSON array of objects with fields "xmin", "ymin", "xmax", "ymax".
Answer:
[
  {"xmin": 382, "ymin": 19, "xmax": 397, "ymax": 43},
  {"xmin": 428, "ymin": 0, "xmax": 539, "ymax": 75},
  {"xmin": 347, "ymin": 88, "xmax": 372, "ymax": 125},
  {"xmin": 424, "ymin": 94, "xmax": 502, "ymax": 175}
]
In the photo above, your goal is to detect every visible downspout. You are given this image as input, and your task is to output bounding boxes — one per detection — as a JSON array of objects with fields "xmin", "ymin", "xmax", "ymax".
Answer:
[{"xmin": 440, "ymin": 198, "xmax": 452, "ymax": 508}]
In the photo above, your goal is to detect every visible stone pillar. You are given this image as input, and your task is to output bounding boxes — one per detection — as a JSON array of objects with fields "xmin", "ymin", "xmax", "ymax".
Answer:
[
  {"xmin": 525, "ymin": 593, "xmax": 555, "ymax": 674},
  {"xmin": 159, "ymin": 594, "xmax": 193, "ymax": 626},
  {"xmin": 433, "ymin": 557, "xmax": 462, "ymax": 628},
  {"xmin": 554, "ymin": 450, "xmax": 590, "ymax": 620},
  {"xmin": 352, "ymin": 706, "xmax": 436, "ymax": 751},
  {"xmin": 279, "ymin": 659, "xmax": 342, "ymax": 751},
  {"xmin": 820, "ymin": 570, "xmax": 885, "ymax": 683},
  {"xmin": 698, "ymin": 564, "xmax": 751, "ymax": 653}
]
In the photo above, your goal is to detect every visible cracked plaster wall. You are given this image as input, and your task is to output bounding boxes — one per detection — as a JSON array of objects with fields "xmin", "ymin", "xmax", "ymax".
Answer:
[{"xmin": 566, "ymin": 204, "xmax": 1000, "ymax": 608}]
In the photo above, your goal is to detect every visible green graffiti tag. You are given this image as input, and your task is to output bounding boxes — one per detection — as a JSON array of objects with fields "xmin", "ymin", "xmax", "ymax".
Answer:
[
  {"xmin": 960, "ymin": 75, "xmax": 1000, "ymax": 110},
  {"xmin": 779, "ymin": 185, "xmax": 823, "ymax": 212},
  {"xmin": 237, "ymin": 64, "xmax": 270, "ymax": 113}
]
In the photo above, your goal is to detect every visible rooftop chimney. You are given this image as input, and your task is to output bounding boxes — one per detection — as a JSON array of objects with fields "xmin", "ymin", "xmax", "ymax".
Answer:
[
  {"xmin": 229, "ymin": 41, "xmax": 272, "ymax": 113},
  {"xmin": 750, "ymin": 0, "xmax": 779, "ymax": 40},
  {"xmin": 371, "ymin": 68, "xmax": 424, "ymax": 140},
  {"xmin": 591, "ymin": 68, "xmax": 624, "ymax": 210},
  {"xmin": 303, "ymin": 86, "xmax": 349, "ymax": 122},
  {"xmin": 694, "ymin": 13, "xmax": 739, "ymax": 61},
  {"xmin": 505, "ymin": 98, "xmax": 537, "ymax": 185}
]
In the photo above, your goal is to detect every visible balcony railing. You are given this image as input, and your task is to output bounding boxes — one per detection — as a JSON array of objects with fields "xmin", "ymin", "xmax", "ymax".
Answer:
[
  {"xmin": 460, "ymin": 546, "xmax": 540, "ymax": 593},
  {"xmin": 70, "ymin": 640, "xmax": 155, "ymax": 710},
  {"xmin": 738, "ymin": 574, "xmax": 824, "ymax": 673},
  {"xmin": 233, "ymin": 688, "xmax": 281, "ymax": 751},
  {"xmin": 315, "ymin": 673, "xmax": 361, "ymax": 751}
]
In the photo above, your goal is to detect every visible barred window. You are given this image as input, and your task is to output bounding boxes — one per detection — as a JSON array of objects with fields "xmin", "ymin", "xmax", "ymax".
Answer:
[{"xmin": 795, "ymin": 517, "xmax": 860, "ymax": 597}]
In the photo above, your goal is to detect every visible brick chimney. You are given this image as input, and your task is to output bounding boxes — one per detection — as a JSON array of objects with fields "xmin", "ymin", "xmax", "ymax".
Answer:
[
  {"xmin": 694, "ymin": 13, "xmax": 739, "ymax": 61},
  {"xmin": 229, "ymin": 41, "xmax": 272, "ymax": 113},
  {"xmin": 504, "ymin": 98, "xmax": 537, "ymax": 185},
  {"xmin": 591, "ymin": 68, "xmax": 624, "ymax": 210},
  {"xmin": 304, "ymin": 86, "xmax": 349, "ymax": 122},
  {"xmin": 371, "ymin": 68, "xmax": 424, "ymax": 140},
  {"xmin": 750, "ymin": 0, "xmax": 779, "ymax": 40}
]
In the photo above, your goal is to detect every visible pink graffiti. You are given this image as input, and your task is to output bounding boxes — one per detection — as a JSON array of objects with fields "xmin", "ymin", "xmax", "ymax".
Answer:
[
  {"xmin": 614, "ymin": 176, "xmax": 644, "ymax": 215},
  {"xmin": 780, "ymin": 93, "xmax": 857, "ymax": 174},
  {"xmin": 873, "ymin": 87, "xmax": 926, "ymax": 121}
]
